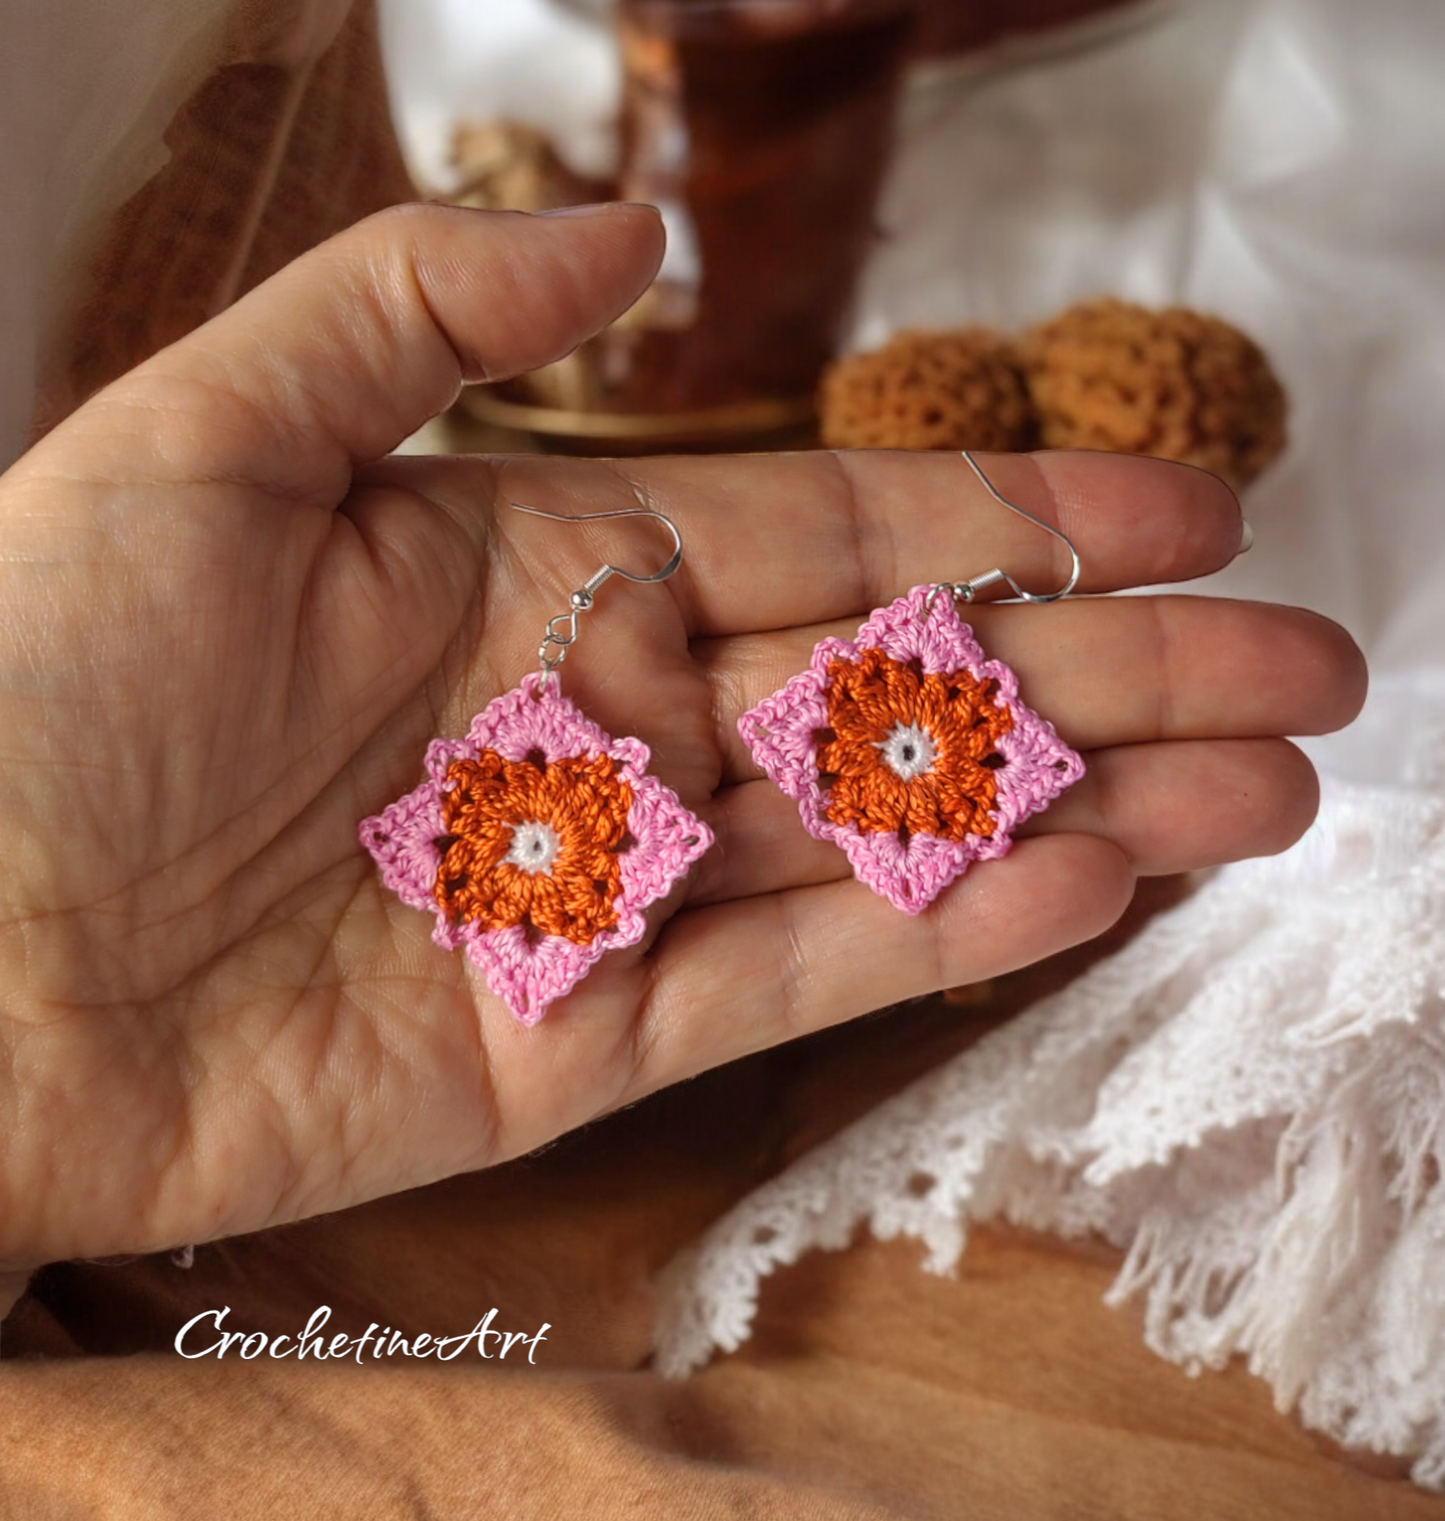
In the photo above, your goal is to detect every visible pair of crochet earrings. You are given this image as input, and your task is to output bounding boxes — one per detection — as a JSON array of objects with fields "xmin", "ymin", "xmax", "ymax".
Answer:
[{"xmin": 360, "ymin": 453, "xmax": 1085, "ymax": 1025}]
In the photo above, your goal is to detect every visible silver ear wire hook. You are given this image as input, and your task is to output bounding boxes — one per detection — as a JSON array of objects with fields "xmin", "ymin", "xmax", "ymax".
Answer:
[
  {"xmin": 929, "ymin": 450, "xmax": 1082, "ymax": 609},
  {"xmin": 508, "ymin": 503, "xmax": 684, "ymax": 687}
]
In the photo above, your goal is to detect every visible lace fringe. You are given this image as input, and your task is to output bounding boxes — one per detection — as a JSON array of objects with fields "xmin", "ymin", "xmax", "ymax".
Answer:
[{"xmin": 655, "ymin": 775, "xmax": 1445, "ymax": 1489}]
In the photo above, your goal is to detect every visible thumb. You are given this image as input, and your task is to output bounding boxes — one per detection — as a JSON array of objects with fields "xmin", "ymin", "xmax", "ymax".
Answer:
[{"xmin": 31, "ymin": 202, "xmax": 664, "ymax": 505}]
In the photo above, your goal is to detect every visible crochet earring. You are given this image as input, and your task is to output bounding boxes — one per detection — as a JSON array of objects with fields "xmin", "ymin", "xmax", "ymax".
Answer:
[
  {"xmin": 359, "ymin": 504, "xmax": 712, "ymax": 1025},
  {"xmin": 739, "ymin": 451, "xmax": 1085, "ymax": 915}
]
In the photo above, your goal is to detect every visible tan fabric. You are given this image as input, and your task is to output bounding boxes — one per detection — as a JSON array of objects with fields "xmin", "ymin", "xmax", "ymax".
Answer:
[
  {"xmin": 28, "ymin": 0, "xmax": 413, "ymax": 440},
  {"xmin": 2, "ymin": 886, "xmax": 1438, "ymax": 1517}
]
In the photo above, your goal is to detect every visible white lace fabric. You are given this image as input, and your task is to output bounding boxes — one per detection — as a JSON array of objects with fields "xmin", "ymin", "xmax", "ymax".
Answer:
[{"xmin": 656, "ymin": 685, "xmax": 1445, "ymax": 1483}]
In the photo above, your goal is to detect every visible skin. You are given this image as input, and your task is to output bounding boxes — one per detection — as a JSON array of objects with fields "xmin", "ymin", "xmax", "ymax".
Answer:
[{"xmin": 0, "ymin": 203, "xmax": 1366, "ymax": 1309}]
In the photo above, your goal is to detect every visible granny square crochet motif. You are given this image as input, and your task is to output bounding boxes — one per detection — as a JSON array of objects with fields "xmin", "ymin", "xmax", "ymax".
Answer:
[
  {"xmin": 360, "ymin": 673, "xmax": 712, "ymax": 1024},
  {"xmin": 739, "ymin": 585, "xmax": 1084, "ymax": 913}
]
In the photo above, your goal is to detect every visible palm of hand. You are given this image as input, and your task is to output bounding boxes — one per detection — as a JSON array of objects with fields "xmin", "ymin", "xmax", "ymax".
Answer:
[
  {"xmin": 0, "ymin": 439, "xmax": 724, "ymax": 1261},
  {"xmin": 0, "ymin": 206, "xmax": 1364, "ymax": 1270}
]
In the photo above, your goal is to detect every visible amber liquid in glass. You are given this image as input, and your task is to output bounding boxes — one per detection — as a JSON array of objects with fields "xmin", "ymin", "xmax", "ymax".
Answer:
[{"xmin": 518, "ymin": 0, "xmax": 915, "ymax": 423}]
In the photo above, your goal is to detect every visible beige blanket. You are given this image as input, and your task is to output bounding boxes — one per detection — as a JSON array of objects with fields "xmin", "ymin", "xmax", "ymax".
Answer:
[{"xmin": 4, "ymin": 882, "xmax": 1436, "ymax": 1517}]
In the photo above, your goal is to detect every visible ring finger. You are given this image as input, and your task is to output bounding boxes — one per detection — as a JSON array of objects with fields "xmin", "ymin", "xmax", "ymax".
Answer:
[{"xmin": 689, "ymin": 736, "xmax": 1320, "ymax": 904}]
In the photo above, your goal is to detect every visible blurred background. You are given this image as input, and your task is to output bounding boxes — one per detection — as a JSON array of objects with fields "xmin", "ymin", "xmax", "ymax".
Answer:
[
  {"xmin": 381, "ymin": 0, "xmax": 1201, "ymax": 455},
  {"xmin": 372, "ymin": 0, "xmax": 1445, "ymax": 683},
  {"xmin": 6, "ymin": 0, "xmax": 1444, "ymax": 665}
]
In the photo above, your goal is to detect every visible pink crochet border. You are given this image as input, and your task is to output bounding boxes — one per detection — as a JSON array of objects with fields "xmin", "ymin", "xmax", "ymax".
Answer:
[
  {"xmin": 360, "ymin": 673, "xmax": 712, "ymax": 1024},
  {"xmin": 739, "ymin": 585, "xmax": 1084, "ymax": 913}
]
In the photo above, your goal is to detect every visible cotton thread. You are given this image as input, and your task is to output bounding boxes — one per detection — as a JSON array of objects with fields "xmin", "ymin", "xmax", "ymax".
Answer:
[
  {"xmin": 360, "ymin": 674, "xmax": 711, "ymax": 1023},
  {"xmin": 435, "ymin": 750, "xmax": 632, "ymax": 944},
  {"xmin": 739, "ymin": 584, "xmax": 1083, "ymax": 914},
  {"xmin": 818, "ymin": 649, "xmax": 1014, "ymax": 843}
]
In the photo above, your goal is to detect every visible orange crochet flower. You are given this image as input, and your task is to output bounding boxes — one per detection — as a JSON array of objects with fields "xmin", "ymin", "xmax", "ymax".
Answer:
[
  {"xmin": 433, "ymin": 749, "xmax": 633, "ymax": 945},
  {"xmin": 817, "ymin": 648, "xmax": 1014, "ymax": 843}
]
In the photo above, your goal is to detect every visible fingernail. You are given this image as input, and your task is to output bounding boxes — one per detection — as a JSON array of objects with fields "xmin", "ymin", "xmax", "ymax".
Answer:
[
  {"xmin": 533, "ymin": 202, "xmax": 654, "ymax": 219},
  {"xmin": 1238, "ymin": 519, "xmax": 1254, "ymax": 554}
]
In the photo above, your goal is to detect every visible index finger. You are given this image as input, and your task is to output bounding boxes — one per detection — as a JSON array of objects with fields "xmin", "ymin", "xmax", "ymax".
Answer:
[{"xmin": 493, "ymin": 448, "xmax": 1245, "ymax": 639}]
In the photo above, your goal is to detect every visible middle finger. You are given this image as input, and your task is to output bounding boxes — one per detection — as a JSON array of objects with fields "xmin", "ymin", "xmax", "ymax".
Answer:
[{"xmin": 700, "ymin": 594, "xmax": 1365, "ymax": 782}]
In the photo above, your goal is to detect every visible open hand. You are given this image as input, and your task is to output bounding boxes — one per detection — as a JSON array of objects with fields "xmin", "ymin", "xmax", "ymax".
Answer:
[{"xmin": 0, "ymin": 203, "xmax": 1365, "ymax": 1274}]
